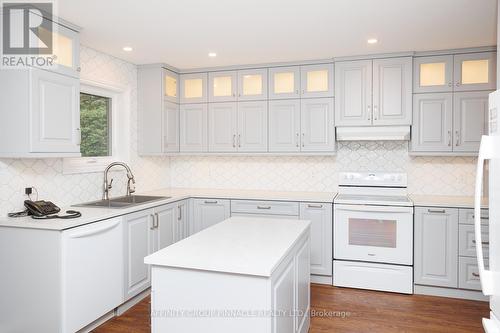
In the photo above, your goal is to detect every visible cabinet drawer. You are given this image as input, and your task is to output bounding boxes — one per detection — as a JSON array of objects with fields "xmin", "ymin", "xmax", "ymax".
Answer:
[
  {"xmin": 459, "ymin": 208, "xmax": 489, "ymax": 225},
  {"xmin": 459, "ymin": 224, "xmax": 489, "ymax": 258},
  {"xmin": 458, "ymin": 256, "xmax": 487, "ymax": 291},
  {"xmin": 231, "ymin": 200, "xmax": 299, "ymax": 216}
]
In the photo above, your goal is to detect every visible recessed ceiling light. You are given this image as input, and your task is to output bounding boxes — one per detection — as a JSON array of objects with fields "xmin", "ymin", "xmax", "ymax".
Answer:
[
  {"xmin": 208, "ymin": 52, "xmax": 217, "ymax": 57},
  {"xmin": 123, "ymin": 46, "xmax": 133, "ymax": 52},
  {"xmin": 367, "ymin": 38, "xmax": 378, "ymax": 44}
]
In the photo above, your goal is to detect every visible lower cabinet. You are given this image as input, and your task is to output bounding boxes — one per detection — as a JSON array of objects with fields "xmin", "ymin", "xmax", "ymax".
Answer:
[
  {"xmin": 414, "ymin": 207, "xmax": 459, "ymax": 288},
  {"xmin": 192, "ymin": 198, "xmax": 231, "ymax": 233},
  {"xmin": 299, "ymin": 202, "xmax": 332, "ymax": 276}
]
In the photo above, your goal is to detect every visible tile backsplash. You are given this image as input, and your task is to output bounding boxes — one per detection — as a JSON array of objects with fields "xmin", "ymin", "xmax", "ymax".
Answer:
[{"xmin": 0, "ymin": 46, "xmax": 479, "ymax": 217}]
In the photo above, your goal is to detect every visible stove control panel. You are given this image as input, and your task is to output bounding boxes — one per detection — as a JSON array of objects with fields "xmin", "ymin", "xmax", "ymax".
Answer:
[{"xmin": 339, "ymin": 172, "xmax": 407, "ymax": 187}]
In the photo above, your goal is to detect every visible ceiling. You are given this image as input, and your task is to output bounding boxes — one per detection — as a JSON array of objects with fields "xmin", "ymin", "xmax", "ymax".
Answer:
[{"xmin": 58, "ymin": 0, "xmax": 497, "ymax": 69}]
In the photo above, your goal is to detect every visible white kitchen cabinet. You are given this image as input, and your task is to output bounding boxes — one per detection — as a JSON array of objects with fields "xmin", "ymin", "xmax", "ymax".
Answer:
[
  {"xmin": 300, "ymin": 63, "xmax": 334, "ymax": 98},
  {"xmin": 334, "ymin": 60, "xmax": 372, "ymax": 126},
  {"xmin": 273, "ymin": 257, "xmax": 295, "ymax": 333},
  {"xmin": 164, "ymin": 69, "xmax": 179, "ymax": 103},
  {"xmin": 180, "ymin": 103, "xmax": 208, "ymax": 152},
  {"xmin": 412, "ymin": 93, "xmax": 454, "ymax": 152},
  {"xmin": 372, "ymin": 57, "xmax": 412, "ymax": 125},
  {"xmin": 237, "ymin": 101, "xmax": 268, "ymax": 152},
  {"xmin": 459, "ymin": 224, "xmax": 489, "ymax": 258},
  {"xmin": 154, "ymin": 204, "xmax": 176, "ymax": 251},
  {"xmin": 299, "ymin": 203, "xmax": 332, "ymax": 276},
  {"xmin": 414, "ymin": 207, "xmax": 459, "ymax": 288},
  {"xmin": 180, "ymin": 73, "xmax": 207, "ymax": 103},
  {"xmin": 123, "ymin": 209, "xmax": 155, "ymax": 300},
  {"xmin": 413, "ymin": 55, "xmax": 454, "ymax": 93},
  {"xmin": 208, "ymin": 102, "xmax": 238, "ymax": 152},
  {"xmin": 459, "ymin": 257, "xmax": 488, "ymax": 291},
  {"xmin": 453, "ymin": 91, "xmax": 489, "ymax": 152},
  {"xmin": 453, "ymin": 52, "xmax": 496, "ymax": 92},
  {"xmin": 269, "ymin": 66, "xmax": 301, "ymax": 99},
  {"xmin": 163, "ymin": 101, "xmax": 180, "ymax": 153},
  {"xmin": 192, "ymin": 198, "xmax": 231, "ymax": 233},
  {"xmin": 300, "ymin": 98, "xmax": 335, "ymax": 152},
  {"xmin": 269, "ymin": 99, "xmax": 301, "ymax": 152},
  {"xmin": 237, "ymin": 69, "xmax": 268, "ymax": 101},
  {"xmin": 209, "ymin": 71, "xmax": 238, "ymax": 102}
]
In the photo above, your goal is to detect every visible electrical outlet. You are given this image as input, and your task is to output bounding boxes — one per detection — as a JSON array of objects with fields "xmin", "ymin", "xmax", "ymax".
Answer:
[{"xmin": 25, "ymin": 187, "xmax": 33, "ymax": 196}]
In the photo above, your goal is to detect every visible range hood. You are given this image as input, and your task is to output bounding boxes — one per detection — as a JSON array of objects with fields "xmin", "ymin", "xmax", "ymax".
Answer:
[{"xmin": 336, "ymin": 126, "xmax": 411, "ymax": 141}]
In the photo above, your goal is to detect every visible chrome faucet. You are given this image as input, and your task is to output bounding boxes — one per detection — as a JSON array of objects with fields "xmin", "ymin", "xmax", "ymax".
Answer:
[{"xmin": 103, "ymin": 162, "xmax": 136, "ymax": 200}]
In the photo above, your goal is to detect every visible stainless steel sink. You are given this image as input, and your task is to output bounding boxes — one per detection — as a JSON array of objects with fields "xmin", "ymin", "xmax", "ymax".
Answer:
[{"xmin": 74, "ymin": 195, "xmax": 171, "ymax": 209}]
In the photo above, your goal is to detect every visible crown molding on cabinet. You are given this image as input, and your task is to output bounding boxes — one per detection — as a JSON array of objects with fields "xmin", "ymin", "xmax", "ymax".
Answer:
[
  {"xmin": 333, "ymin": 51, "xmax": 415, "ymax": 62},
  {"xmin": 413, "ymin": 46, "xmax": 496, "ymax": 57}
]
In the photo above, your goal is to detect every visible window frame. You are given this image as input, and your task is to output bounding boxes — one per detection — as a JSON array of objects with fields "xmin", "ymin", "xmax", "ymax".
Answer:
[
  {"xmin": 79, "ymin": 91, "xmax": 113, "ymax": 158},
  {"xmin": 63, "ymin": 79, "xmax": 130, "ymax": 174}
]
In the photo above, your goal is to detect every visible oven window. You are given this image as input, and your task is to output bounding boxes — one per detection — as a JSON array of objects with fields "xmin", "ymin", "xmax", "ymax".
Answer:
[{"xmin": 348, "ymin": 218, "xmax": 397, "ymax": 248}]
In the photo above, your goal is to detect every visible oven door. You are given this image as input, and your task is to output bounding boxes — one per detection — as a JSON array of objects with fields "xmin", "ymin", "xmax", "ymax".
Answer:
[{"xmin": 334, "ymin": 204, "xmax": 413, "ymax": 265}]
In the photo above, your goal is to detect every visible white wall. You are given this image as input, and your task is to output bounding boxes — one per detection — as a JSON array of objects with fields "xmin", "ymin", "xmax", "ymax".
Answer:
[{"xmin": 0, "ymin": 46, "xmax": 170, "ymax": 216}]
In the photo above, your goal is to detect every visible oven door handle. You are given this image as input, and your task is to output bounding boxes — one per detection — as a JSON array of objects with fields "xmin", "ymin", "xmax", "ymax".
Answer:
[{"xmin": 335, "ymin": 204, "xmax": 413, "ymax": 214}]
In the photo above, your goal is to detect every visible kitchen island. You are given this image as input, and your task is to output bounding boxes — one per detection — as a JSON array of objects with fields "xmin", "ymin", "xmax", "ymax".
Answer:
[{"xmin": 144, "ymin": 216, "xmax": 311, "ymax": 333}]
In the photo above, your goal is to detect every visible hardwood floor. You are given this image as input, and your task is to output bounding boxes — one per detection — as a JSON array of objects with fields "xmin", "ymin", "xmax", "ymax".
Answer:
[{"xmin": 93, "ymin": 284, "xmax": 489, "ymax": 333}]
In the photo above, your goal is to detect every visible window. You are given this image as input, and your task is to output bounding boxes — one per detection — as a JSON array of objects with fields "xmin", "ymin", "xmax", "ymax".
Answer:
[{"xmin": 80, "ymin": 93, "xmax": 112, "ymax": 157}]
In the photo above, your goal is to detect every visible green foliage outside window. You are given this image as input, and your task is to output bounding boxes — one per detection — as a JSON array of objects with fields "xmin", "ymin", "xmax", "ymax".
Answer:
[{"xmin": 80, "ymin": 93, "xmax": 111, "ymax": 157}]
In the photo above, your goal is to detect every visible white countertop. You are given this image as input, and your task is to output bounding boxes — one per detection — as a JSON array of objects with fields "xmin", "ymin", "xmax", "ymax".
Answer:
[
  {"xmin": 409, "ymin": 194, "xmax": 489, "ymax": 209},
  {"xmin": 144, "ymin": 216, "xmax": 311, "ymax": 277},
  {"xmin": 0, "ymin": 187, "xmax": 335, "ymax": 231}
]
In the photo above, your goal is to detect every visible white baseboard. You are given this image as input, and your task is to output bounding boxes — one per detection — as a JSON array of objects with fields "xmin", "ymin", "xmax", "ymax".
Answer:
[
  {"xmin": 414, "ymin": 284, "xmax": 489, "ymax": 302},
  {"xmin": 117, "ymin": 288, "xmax": 151, "ymax": 316},
  {"xmin": 311, "ymin": 275, "xmax": 332, "ymax": 285}
]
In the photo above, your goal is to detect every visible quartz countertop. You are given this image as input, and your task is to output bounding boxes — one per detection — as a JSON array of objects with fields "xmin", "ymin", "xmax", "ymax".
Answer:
[
  {"xmin": 0, "ymin": 188, "xmax": 336, "ymax": 231},
  {"xmin": 409, "ymin": 194, "xmax": 489, "ymax": 209},
  {"xmin": 144, "ymin": 216, "xmax": 311, "ymax": 277}
]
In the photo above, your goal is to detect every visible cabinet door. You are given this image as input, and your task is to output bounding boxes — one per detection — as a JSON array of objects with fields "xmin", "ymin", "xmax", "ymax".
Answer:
[
  {"xmin": 237, "ymin": 69, "xmax": 268, "ymax": 101},
  {"xmin": 272, "ymin": 258, "xmax": 295, "ymax": 333},
  {"xmin": 209, "ymin": 71, "xmax": 238, "ymax": 102},
  {"xmin": 300, "ymin": 203, "xmax": 332, "ymax": 276},
  {"xmin": 30, "ymin": 69, "xmax": 80, "ymax": 153},
  {"xmin": 414, "ymin": 207, "xmax": 458, "ymax": 288},
  {"xmin": 180, "ymin": 73, "xmax": 208, "ymax": 103},
  {"xmin": 162, "ymin": 101, "xmax": 179, "ymax": 153},
  {"xmin": 269, "ymin": 99, "xmax": 301, "ymax": 152},
  {"xmin": 124, "ymin": 209, "xmax": 154, "ymax": 300},
  {"xmin": 180, "ymin": 103, "xmax": 208, "ymax": 152},
  {"xmin": 163, "ymin": 69, "xmax": 179, "ymax": 103},
  {"xmin": 453, "ymin": 91, "xmax": 489, "ymax": 152},
  {"xmin": 413, "ymin": 55, "xmax": 453, "ymax": 93},
  {"xmin": 175, "ymin": 201, "xmax": 188, "ymax": 242},
  {"xmin": 269, "ymin": 66, "xmax": 301, "ymax": 99},
  {"xmin": 453, "ymin": 52, "xmax": 496, "ymax": 92},
  {"xmin": 237, "ymin": 101, "xmax": 268, "ymax": 152},
  {"xmin": 155, "ymin": 204, "xmax": 176, "ymax": 251},
  {"xmin": 334, "ymin": 60, "xmax": 372, "ymax": 126},
  {"xmin": 208, "ymin": 102, "xmax": 238, "ymax": 152},
  {"xmin": 192, "ymin": 199, "xmax": 230, "ymax": 233},
  {"xmin": 372, "ymin": 57, "xmax": 412, "ymax": 126},
  {"xmin": 295, "ymin": 240, "xmax": 310, "ymax": 333},
  {"xmin": 411, "ymin": 93, "xmax": 453, "ymax": 152},
  {"xmin": 300, "ymin": 98, "xmax": 335, "ymax": 152},
  {"xmin": 300, "ymin": 63, "xmax": 334, "ymax": 98}
]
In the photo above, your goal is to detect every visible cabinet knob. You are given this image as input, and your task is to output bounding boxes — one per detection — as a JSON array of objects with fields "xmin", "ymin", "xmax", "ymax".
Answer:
[
  {"xmin": 448, "ymin": 82, "xmax": 452, "ymax": 87},
  {"xmin": 76, "ymin": 66, "xmax": 81, "ymax": 72}
]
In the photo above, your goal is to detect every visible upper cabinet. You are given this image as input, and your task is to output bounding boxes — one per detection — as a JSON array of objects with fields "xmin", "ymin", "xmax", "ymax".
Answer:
[
  {"xmin": 300, "ymin": 63, "xmax": 334, "ymax": 98},
  {"xmin": 209, "ymin": 71, "xmax": 238, "ymax": 102},
  {"xmin": 164, "ymin": 70, "xmax": 179, "ymax": 103},
  {"xmin": 414, "ymin": 52, "xmax": 496, "ymax": 93},
  {"xmin": 180, "ymin": 73, "xmax": 207, "ymax": 103},
  {"xmin": 237, "ymin": 69, "xmax": 268, "ymax": 101},
  {"xmin": 269, "ymin": 66, "xmax": 301, "ymax": 99},
  {"xmin": 335, "ymin": 57, "xmax": 412, "ymax": 127}
]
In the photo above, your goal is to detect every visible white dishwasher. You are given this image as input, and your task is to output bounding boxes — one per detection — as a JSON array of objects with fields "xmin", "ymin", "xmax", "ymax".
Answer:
[{"xmin": 61, "ymin": 217, "xmax": 124, "ymax": 333}]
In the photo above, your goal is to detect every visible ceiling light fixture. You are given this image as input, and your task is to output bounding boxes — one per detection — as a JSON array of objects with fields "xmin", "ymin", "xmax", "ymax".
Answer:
[
  {"xmin": 367, "ymin": 38, "xmax": 378, "ymax": 44},
  {"xmin": 208, "ymin": 52, "xmax": 217, "ymax": 57},
  {"xmin": 123, "ymin": 46, "xmax": 133, "ymax": 52}
]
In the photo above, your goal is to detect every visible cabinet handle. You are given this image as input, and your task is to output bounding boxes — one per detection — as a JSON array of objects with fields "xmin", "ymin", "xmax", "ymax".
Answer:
[
  {"xmin": 373, "ymin": 105, "xmax": 378, "ymax": 121},
  {"xmin": 232, "ymin": 134, "xmax": 236, "ymax": 148},
  {"xmin": 307, "ymin": 204, "xmax": 323, "ymax": 208},
  {"xmin": 177, "ymin": 206, "xmax": 182, "ymax": 221},
  {"xmin": 472, "ymin": 240, "xmax": 489, "ymax": 245},
  {"xmin": 302, "ymin": 133, "xmax": 305, "ymax": 147},
  {"xmin": 77, "ymin": 66, "xmax": 81, "ymax": 72},
  {"xmin": 238, "ymin": 134, "xmax": 241, "ymax": 148},
  {"xmin": 232, "ymin": 92, "xmax": 236, "ymax": 97},
  {"xmin": 295, "ymin": 133, "xmax": 299, "ymax": 147},
  {"xmin": 150, "ymin": 214, "xmax": 156, "ymax": 230},
  {"xmin": 448, "ymin": 130, "xmax": 452, "ymax": 146},
  {"xmin": 428, "ymin": 209, "xmax": 446, "ymax": 214},
  {"xmin": 448, "ymin": 82, "xmax": 452, "ymax": 87},
  {"xmin": 456, "ymin": 81, "xmax": 460, "ymax": 87},
  {"xmin": 257, "ymin": 205, "xmax": 272, "ymax": 210},
  {"xmin": 295, "ymin": 89, "xmax": 299, "ymax": 94},
  {"xmin": 204, "ymin": 200, "xmax": 218, "ymax": 204},
  {"xmin": 367, "ymin": 105, "xmax": 371, "ymax": 121},
  {"xmin": 455, "ymin": 130, "xmax": 460, "ymax": 146},
  {"xmin": 155, "ymin": 213, "xmax": 159, "ymax": 228},
  {"xmin": 76, "ymin": 128, "xmax": 81, "ymax": 145},
  {"xmin": 472, "ymin": 272, "xmax": 480, "ymax": 278}
]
